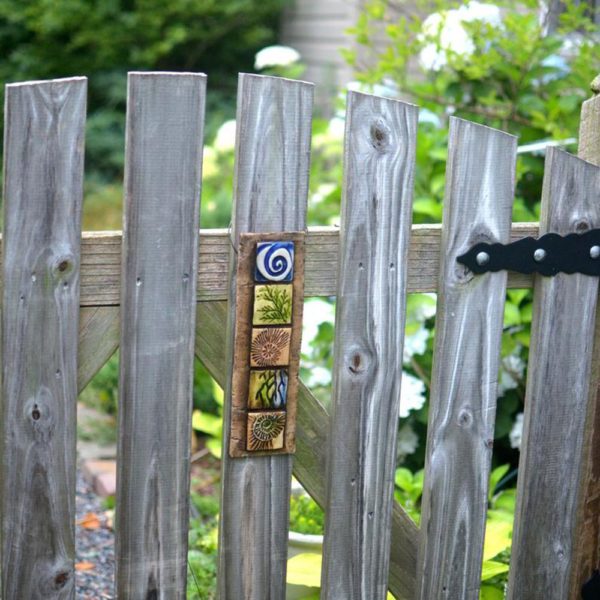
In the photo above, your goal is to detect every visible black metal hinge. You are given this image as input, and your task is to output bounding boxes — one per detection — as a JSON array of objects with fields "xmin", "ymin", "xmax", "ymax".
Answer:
[{"xmin": 457, "ymin": 229, "xmax": 600, "ymax": 277}]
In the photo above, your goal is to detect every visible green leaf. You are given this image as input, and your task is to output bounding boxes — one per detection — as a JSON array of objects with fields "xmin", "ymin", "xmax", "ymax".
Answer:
[
  {"xmin": 483, "ymin": 520, "xmax": 512, "ymax": 561},
  {"xmin": 287, "ymin": 553, "xmax": 322, "ymax": 587},
  {"xmin": 206, "ymin": 437, "xmax": 222, "ymax": 459},
  {"xmin": 480, "ymin": 584, "xmax": 505, "ymax": 599},
  {"xmin": 395, "ymin": 467, "xmax": 413, "ymax": 491},
  {"xmin": 503, "ymin": 302, "xmax": 521, "ymax": 327},
  {"xmin": 481, "ymin": 560, "xmax": 510, "ymax": 581},
  {"xmin": 192, "ymin": 410, "xmax": 222, "ymax": 436},
  {"xmin": 488, "ymin": 464, "xmax": 510, "ymax": 501}
]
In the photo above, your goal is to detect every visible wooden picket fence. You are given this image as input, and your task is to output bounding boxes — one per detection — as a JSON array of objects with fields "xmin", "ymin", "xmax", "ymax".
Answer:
[{"xmin": 1, "ymin": 71, "xmax": 599, "ymax": 600}]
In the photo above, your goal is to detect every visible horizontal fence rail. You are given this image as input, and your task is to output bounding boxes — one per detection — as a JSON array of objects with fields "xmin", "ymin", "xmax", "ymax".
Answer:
[{"xmin": 0, "ymin": 223, "xmax": 541, "ymax": 306}]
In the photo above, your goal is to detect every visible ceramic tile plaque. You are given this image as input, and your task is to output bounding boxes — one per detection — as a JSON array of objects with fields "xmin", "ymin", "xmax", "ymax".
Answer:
[{"xmin": 229, "ymin": 232, "xmax": 305, "ymax": 457}]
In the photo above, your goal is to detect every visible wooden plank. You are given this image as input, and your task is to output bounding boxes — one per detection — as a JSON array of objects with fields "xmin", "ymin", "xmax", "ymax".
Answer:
[
  {"xmin": 416, "ymin": 118, "xmax": 517, "ymax": 600},
  {"xmin": 0, "ymin": 223, "xmax": 540, "ymax": 306},
  {"xmin": 115, "ymin": 72, "xmax": 206, "ymax": 598},
  {"xmin": 507, "ymin": 148, "xmax": 600, "ymax": 600},
  {"xmin": 77, "ymin": 307, "xmax": 120, "ymax": 392},
  {"xmin": 320, "ymin": 92, "xmax": 418, "ymax": 599},
  {"xmin": 217, "ymin": 74, "xmax": 313, "ymax": 599},
  {"xmin": 195, "ymin": 300, "xmax": 419, "ymax": 600},
  {"xmin": 1, "ymin": 77, "xmax": 87, "ymax": 599},
  {"xmin": 569, "ymin": 85, "xmax": 600, "ymax": 598}
]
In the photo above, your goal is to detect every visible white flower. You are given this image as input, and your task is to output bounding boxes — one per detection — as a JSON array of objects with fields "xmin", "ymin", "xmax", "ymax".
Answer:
[
  {"xmin": 397, "ymin": 423, "xmax": 419, "ymax": 460},
  {"xmin": 254, "ymin": 45, "xmax": 301, "ymax": 70},
  {"xmin": 498, "ymin": 353, "xmax": 525, "ymax": 395},
  {"xmin": 301, "ymin": 298, "xmax": 335, "ymax": 356},
  {"xmin": 403, "ymin": 327, "xmax": 429, "ymax": 362},
  {"xmin": 419, "ymin": 2, "xmax": 502, "ymax": 70},
  {"xmin": 399, "ymin": 373, "xmax": 426, "ymax": 418},
  {"xmin": 213, "ymin": 120, "xmax": 236, "ymax": 153},
  {"xmin": 509, "ymin": 412, "xmax": 524, "ymax": 449}
]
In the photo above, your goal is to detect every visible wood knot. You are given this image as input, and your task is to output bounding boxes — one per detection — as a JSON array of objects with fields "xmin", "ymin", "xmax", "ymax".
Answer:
[
  {"xmin": 457, "ymin": 408, "xmax": 473, "ymax": 428},
  {"xmin": 54, "ymin": 571, "xmax": 70, "ymax": 588},
  {"xmin": 370, "ymin": 120, "xmax": 391, "ymax": 152},
  {"xmin": 346, "ymin": 346, "xmax": 370, "ymax": 376}
]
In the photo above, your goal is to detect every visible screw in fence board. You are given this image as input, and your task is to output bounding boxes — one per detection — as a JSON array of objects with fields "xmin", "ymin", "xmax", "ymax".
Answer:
[
  {"xmin": 506, "ymin": 150, "xmax": 600, "ymax": 600},
  {"xmin": 568, "ymin": 81, "xmax": 600, "ymax": 600},
  {"xmin": 319, "ymin": 91, "xmax": 418, "ymax": 600},
  {"xmin": 216, "ymin": 74, "xmax": 313, "ymax": 600},
  {"xmin": 115, "ymin": 72, "xmax": 206, "ymax": 599},
  {"xmin": 416, "ymin": 117, "xmax": 517, "ymax": 600},
  {"xmin": 195, "ymin": 300, "xmax": 420, "ymax": 600},
  {"xmin": 1, "ymin": 77, "xmax": 87, "ymax": 599}
]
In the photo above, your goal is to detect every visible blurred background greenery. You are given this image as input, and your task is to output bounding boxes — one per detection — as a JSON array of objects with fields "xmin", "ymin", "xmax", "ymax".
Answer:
[{"xmin": 5, "ymin": 0, "xmax": 598, "ymax": 597}]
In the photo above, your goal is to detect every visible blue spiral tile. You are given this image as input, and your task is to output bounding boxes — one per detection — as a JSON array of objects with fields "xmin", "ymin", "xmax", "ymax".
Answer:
[{"xmin": 255, "ymin": 241, "xmax": 294, "ymax": 282}]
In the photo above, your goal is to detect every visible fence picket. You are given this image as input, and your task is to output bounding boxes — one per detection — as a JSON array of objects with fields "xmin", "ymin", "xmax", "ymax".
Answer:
[
  {"xmin": 320, "ymin": 92, "xmax": 418, "ymax": 600},
  {"xmin": 416, "ymin": 117, "xmax": 517, "ymax": 599},
  {"xmin": 195, "ymin": 301, "xmax": 419, "ymax": 599},
  {"xmin": 1, "ymin": 77, "xmax": 87, "ymax": 599},
  {"xmin": 569, "ymin": 87, "xmax": 600, "ymax": 598},
  {"xmin": 115, "ymin": 72, "xmax": 206, "ymax": 598},
  {"xmin": 217, "ymin": 74, "xmax": 313, "ymax": 598},
  {"xmin": 507, "ymin": 148, "xmax": 600, "ymax": 600}
]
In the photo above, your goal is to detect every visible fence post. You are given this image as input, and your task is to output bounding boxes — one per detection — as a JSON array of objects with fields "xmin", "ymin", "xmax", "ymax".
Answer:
[
  {"xmin": 320, "ymin": 91, "xmax": 418, "ymax": 600},
  {"xmin": 569, "ymin": 76, "xmax": 600, "ymax": 598},
  {"xmin": 217, "ymin": 74, "xmax": 313, "ymax": 599},
  {"xmin": 507, "ymin": 149, "xmax": 600, "ymax": 599},
  {"xmin": 115, "ymin": 72, "xmax": 206, "ymax": 598},
  {"xmin": 416, "ymin": 117, "xmax": 517, "ymax": 599},
  {"xmin": 1, "ymin": 77, "xmax": 87, "ymax": 599}
]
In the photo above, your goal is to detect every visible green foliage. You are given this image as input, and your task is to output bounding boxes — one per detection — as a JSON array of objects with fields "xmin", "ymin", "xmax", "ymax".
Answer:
[
  {"xmin": 192, "ymin": 379, "xmax": 224, "ymax": 458},
  {"xmin": 187, "ymin": 492, "xmax": 220, "ymax": 599},
  {"xmin": 0, "ymin": 0, "xmax": 286, "ymax": 180},
  {"xmin": 349, "ymin": 0, "xmax": 598, "ymax": 220},
  {"xmin": 289, "ymin": 492, "xmax": 325, "ymax": 535}
]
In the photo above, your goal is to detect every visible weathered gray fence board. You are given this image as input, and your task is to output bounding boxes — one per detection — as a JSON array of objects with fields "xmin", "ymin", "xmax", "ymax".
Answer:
[
  {"xmin": 195, "ymin": 300, "xmax": 418, "ymax": 600},
  {"xmin": 115, "ymin": 72, "xmax": 206, "ymax": 598},
  {"xmin": 0, "ymin": 224, "xmax": 542, "ymax": 306},
  {"xmin": 569, "ymin": 87, "xmax": 600, "ymax": 598},
  {"xmin": 217, "ymin": 73, "xmax": 313, "ymax": 599},
  {"xmin": 416, "ymin": 118, "xmax": 517, "ymax": 599},
  {"xmin": 320, "ymin": 92, "xmax": 418, "ymax": 600},
  {"xmin": 77, "ymin": 307, "xmax": 120, "ymax": 392},
  {"xmin": 1, "ymin": 77, "xmax": 87, "ymax": 599},
  {"xmin": 507, "ymin": 148, "xmax": 600, "ymax": 600}
]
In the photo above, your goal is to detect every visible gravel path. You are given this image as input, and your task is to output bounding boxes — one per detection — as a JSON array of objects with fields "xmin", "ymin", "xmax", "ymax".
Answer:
[{"xmin": 76, "ymin": 471, "xmax": 115, "ymax": 599}]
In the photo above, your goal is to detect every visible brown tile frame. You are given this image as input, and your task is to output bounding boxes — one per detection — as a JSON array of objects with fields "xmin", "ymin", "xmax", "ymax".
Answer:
[{"xmin": 228, "ymin": 231, "xmax": 305, "ymax": 457}]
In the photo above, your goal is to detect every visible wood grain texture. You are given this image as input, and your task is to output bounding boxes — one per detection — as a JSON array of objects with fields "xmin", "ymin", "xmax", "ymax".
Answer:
[
  {"xmin": 416, "ymin": 118, "xmax": 517, "ymax": 600},
  {"xmin": 115, "ymin": 72, "xmax": 206, "ymax": 599},
  {"xmin": 1, "ymin": 77, "xmax": 86, "ymax": 599},
  {"xmin": 77, "ymin": 307, "xmax": 120, "ymax": 392},
  {"xmin": 507, "ymin": 149, "xmax": 600, "ymax": 600},
  {"xmin": 195, "ymin": 300, "xmax": 419, "ymax": 600},
  {"xmin": 320, "ymin": 92, "xmax": 418, "ymax": 600},
  {"xmin": 229, "ymin": 232, "xmax": 305, "ymax": 457},
  {"xmin": 217, "ymin": 74, "xmax": 312, "ymax": 600},
  {"xmin": 0, "ymin": 224, "xmax": 541, "ymax": 306},
  {"xmin": 569, "ymin": 89, "xmax": 600, "ymax": 598}
]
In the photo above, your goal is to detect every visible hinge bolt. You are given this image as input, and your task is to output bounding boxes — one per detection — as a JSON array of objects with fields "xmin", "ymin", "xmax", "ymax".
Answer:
[
  {"xmin": 590, "ymin": 245, "xmax": 600, "ymax": 259},
  {"xmin": 475, "ymin": 251, "xmax": 490, "ymax": 266},
  {"xmin": 533, "ymin": 248, "xmax": 547, "ymax": 262}
]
